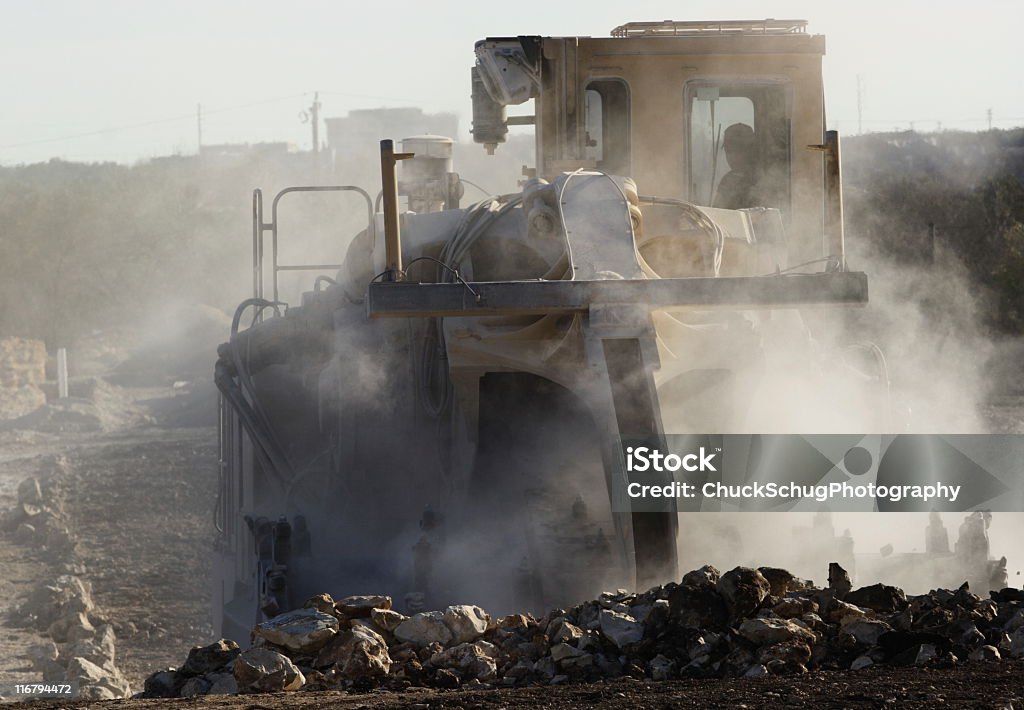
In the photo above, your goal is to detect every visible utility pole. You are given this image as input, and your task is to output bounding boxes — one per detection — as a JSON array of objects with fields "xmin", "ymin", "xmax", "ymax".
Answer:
[
  {"xmin": 987, "ymin": 108, "xmax": 993, "ymax": 131},
  {"xmin": 310, "ymin": 92, "xmax": 321, "ymax": 153},
  {"xmin": 856, "ymin": 75, "xmax": 863, "ymax": 135},
  {"xmin": 196, "ymin": 103, "xmax": 203, "ymax": 153}
]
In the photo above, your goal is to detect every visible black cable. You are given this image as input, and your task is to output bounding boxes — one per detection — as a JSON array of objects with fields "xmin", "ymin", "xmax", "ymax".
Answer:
[
  {"xmin": 231, "ymin": 298, "xmax": 286, "ymax": 337},
  {"xmin": 314, "ymin": 275, "xmax": 337, "ymax": 292},
  {"xmin": 404, "ymin": 256, "xmax": 481, "ymax": 303},
  {"xmin": 460, "ymin": 179, "xmax": 493, "ymax": 198}
]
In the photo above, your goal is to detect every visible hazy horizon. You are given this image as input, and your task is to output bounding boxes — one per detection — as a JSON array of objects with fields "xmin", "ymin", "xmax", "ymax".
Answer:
[{"xmin": 2, "ymin": 0, "xmax": 1022, "ymax": 166}]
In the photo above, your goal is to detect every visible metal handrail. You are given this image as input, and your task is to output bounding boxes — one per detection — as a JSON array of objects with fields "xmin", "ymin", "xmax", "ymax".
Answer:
[
  {"xmin": 251, "ymin": 185, "xmax": 375, "ymax": 302},
  {"xmin": 611, "ymin": 20, "xmax": 808, "ymax": 38}
]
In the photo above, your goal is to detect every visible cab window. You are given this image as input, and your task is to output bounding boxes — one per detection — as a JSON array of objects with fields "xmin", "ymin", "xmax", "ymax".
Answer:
[
  {"xmin": 686, "ymin": 82, "xmax": 791, "ymax": 211},
  {"xmin": 584, "ymin": 79, "xmax": 630, "ymax": 175}
]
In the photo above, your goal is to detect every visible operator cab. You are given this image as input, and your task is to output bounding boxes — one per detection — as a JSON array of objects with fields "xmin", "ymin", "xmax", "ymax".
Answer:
[{"xmin": 472, "ymin": 20, "xmax": 832, "ymax": 266}]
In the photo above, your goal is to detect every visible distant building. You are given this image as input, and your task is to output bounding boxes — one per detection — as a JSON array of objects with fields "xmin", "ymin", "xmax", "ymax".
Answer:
[
  {"xmin": 325, "ymin": 108, "xmax": 459, "ymax": 163},
  {"xmin": 198, "ymin": 142, "xmax": 298, "ymax": 166}
]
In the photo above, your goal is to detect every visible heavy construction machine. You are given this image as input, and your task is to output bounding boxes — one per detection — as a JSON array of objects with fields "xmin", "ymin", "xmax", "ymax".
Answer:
[{"xmin": 213, "ymin": 19, "xmax": 877, "ymax": 641}]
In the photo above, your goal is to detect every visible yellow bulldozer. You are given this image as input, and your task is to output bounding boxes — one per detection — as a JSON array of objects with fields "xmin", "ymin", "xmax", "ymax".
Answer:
[{"xmin": 212, "ymin": 19, "xmax": 880, "ymax": 640}]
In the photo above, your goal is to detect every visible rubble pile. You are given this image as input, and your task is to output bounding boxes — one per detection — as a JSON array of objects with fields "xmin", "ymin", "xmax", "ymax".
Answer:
[
  {"xmin": 144, "ymin": 564, "xmax": 1024, "ymax": 697},
  {"xmin": 16, "ymin": 577, "xmax": 132, "ymax": 699},
  {"xmin": 2, "ymin": 457, "xmax": 133, "ymax": 699},
  {"xmin": 0, "ymin": 336, "xmax": 47, "ymax": 420},
  {"xmin": 0, "ymin": 457, "xmax": 77, "ymax": 558},
  {"xmin": 2, "ymin": 376, "xmax": 150, "ymax": 433}
]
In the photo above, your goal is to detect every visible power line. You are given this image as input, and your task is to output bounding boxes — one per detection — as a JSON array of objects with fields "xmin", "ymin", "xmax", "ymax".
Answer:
[{"xmin": 0, "ymin": 92, "xmax": 312, "ymax": 151}]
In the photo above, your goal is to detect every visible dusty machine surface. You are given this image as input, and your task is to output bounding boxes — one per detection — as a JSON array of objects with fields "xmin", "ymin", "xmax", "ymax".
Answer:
[{"xmin": 212, "ymin": 20, "xmax": 879, "ymax": 641}]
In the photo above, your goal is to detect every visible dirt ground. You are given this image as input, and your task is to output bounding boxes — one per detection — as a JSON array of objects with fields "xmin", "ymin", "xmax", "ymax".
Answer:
[
  {"xmin": 18, "ymin": 661, "xmax": 1024, "ymax": 709},
  {"xmin": 1, "ymin": 381, "xmax": 1023, "ymax": 707},
  {"xmin": 0, "ymin": 388, "xmax": 218, "ymax": 693}
]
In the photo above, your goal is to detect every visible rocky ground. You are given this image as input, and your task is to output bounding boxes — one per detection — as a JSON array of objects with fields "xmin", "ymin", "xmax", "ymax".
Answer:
[
  {"xmin": 0, "ymin": 347, "xmax": 1022, "ymax": 707},
  {"xmin": 123, "ymin": 560, "xmax": 1024, "ymax": 707},
  {"xmin": 0, "ymin": 383, "xmax": 218, "ymax": 699},
  {"xmin": 20, "ymin": 662, "xmax": 1024, "ymax": 709}
]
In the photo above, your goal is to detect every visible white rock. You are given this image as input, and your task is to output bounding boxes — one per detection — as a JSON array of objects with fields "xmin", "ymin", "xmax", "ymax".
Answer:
[
  {"xmin": 599, "ymin": 609, "xmax": 644, "ymax": 648},
  {"xmin": 968, "ymin": 645, "xmax": 1001, "ymax": 662},
  {"xmin": 60, "ymin": 638, "xmax": 113, "ymax": 667},
  {"xmin": 233, "ymin": 648, "xmax": 305, "ymax": 693},
  {"xmin": 443, "ymin": 605, "xmax": 490, "ymax": 643},
  {"xmin": 371, "ymin": 607, "xmax": 407, "ymax": 632},
  {"xmin": 315, "ymin": 625, "xmax": 391, "ymax": 680},
  {"xmin": 743, "ymin": 664, "xmax": 769, "ymax": 678},
  {"xmin": 842, "ymin": 619, "xmax": 892, "ymax": 646},
  {"xmin": 252, "ymin": 608, "xmax": 338, "ymax": 652},
  {"xmin": 828, "ymin": 599, "xmax": 868, "ymax": 625},
  {"xmin": 850, "ymin": 655, "xmax": 874, "ymax": 670},
  {"xmin": 429, "ymin": 641, "xmax": 497, "ymax": 681},
  {"xmin": 64, "ymin": 656, "xmax": 130, "ymax": 698},
  {"xmin": 394, "ymin": 611, "xmax": 454, "ymax": 647},
  {"xmin": 549, "ymin": 619, "xmax": 583, "ymax": 644},
  {"xmin": 738, "ymin": 617, "xmax": 816, "ymax": 646}
]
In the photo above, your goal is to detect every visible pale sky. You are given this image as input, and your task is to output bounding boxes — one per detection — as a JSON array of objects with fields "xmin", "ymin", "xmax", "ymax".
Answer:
[{"xmin": 1, "ymin": 0, "xmax": 1022, "ymax": 165}]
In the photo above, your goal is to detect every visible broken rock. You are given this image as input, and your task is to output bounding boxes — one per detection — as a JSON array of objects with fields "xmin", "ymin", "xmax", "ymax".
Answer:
[
  {"xmin": 850, "ymin": 655, "xmax": 874, "ymax": 670},
  {"xmin": 234, "ymin": 648, "xmax": 305, "ymax": 693},
  {"xmin": 648, "ymin": 654, "xmax": 675, "ymax": 681},
  {"xmin": 395, "ymin": 611, "xmax": 454, "ymax": 647},
  {"xmin": 429, "ymin": 641, "xmax": 498, "ymax": 681},
  {"xmin": 64, "ymin": 656, "xmax": 130, "ymax": 698},
  {"xmin": 549, "ymin": 618, "xmax": 583, "ymax": 644},
  {"xmin": 371, "ymin": 607, "xmax": 407, "ymax": 632},
  {"xmin": 48, "ymin": 611, "xmax": 95, "ymax": 643},
  {"xmin": 142, "ymin": 670, "xmax": 182, "ymax": 698},
  {"xmin": 443, "ymin": 605, "xmax": 489, "ymax": 643},
  {"xmin": 738, "ymin": 617, "xmax": 816, "ymax": 646},
  {"xmin": 599, "ymin": 609, "xmax": 644, "ymax": 648},
  {"xmin": 179, "ymin": 677, "xmax": 211, "ymax": 698},
  {"xmin": 845, "ymin": 583, "xmax": 908, "ymax": 612},
  {"xmin": 969, "ymin": 645, "xmax": 1001, "ymax": 662},
  {"xmin": 315, "ymin": 624, "xmax": 392, "ymax": 680},
  {"xmin": 252, "ymin": 608, "xmax": 338, "ymax": 652},
  {"xmin": 828, "ymin": 562, "xmax": 853, "ymax": 598},
  {"xmin": 681, "ymin": 564, "xmax": 720, "ymax": 587},
  {"xmin": 759, "ymin": 639, "xmax": 812, "ymax": 666},
  {"xmin": 668, "ymin": 582, "xmax": 729, "ymax": 629},
  {"xmin": 758, "ymin": 567, "xmax": 806, "ymax": 597},
  {"xmin": 207, "ymin": 672, "xmax": 239, "ymax": 695},
  {"xmin": 180, "ymin": 639, "xmax": 240, "ymax": 676},
  {"xmin": 717, "ymin": 567, "xmax": 770, "ymax": 621},
  {"xmin": 335, "ymin": 594, "xmax": 391, "ymax": 618},
  {"xmin": 842, "ymin": 619, "xmax": 892, "ymax": 646}
]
